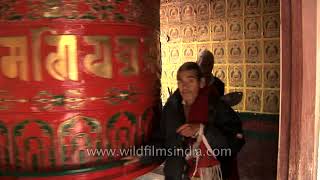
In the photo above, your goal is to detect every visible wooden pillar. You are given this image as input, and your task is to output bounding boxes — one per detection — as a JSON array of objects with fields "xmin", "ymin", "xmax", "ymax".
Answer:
[{"xmin": 278, "ymin": 0, "xmax": 318, "ymax": 179}]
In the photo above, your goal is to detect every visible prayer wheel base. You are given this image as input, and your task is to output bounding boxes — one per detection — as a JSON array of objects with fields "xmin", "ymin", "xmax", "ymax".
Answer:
[{"xmin": 1, "ymin": 162, "xmax": 161, "ymax": 180}]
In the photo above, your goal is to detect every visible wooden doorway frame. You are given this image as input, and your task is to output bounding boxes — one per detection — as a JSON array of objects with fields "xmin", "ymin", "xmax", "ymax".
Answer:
[{"xmin": 278, "ymin": 0, "xmax": 318, "ymax": 179}]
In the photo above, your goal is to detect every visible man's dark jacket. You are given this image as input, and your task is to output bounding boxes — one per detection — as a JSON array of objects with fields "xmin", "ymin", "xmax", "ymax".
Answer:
[{"xmin": 161, "ymin": 91, "xmax": 245, "ymax": 180}]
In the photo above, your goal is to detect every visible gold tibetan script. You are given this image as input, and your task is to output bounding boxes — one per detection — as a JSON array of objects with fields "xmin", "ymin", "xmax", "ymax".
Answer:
[
  {"xmin": 0, "ymin": 37, "xmax": 28, "ymax": 81},
  {"xmin": 84, "ymin": 36, "xmax": 112, "ymax": 78},
  {"xmin": 32, "ymin": 28, "xmax": 57, "ymax": 81},
  {"xmin": 46, "ymin": 35, "xmax": 78, "ymax": 81},
  {"xmin": 116, "ymin": 37, "xmax": 139, "ymax": 76}
]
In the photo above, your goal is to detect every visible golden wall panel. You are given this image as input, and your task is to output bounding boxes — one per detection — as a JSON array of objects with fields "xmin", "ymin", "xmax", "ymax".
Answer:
[
  {"xmin": 245, "ymin": 0, "xmax": 261, "ymax": 15},
  {"xmin": 160, "ymin": 4, "xmax": 168, "ymax": 24},
  {"xmin": 168, "ymin": 43, "xmax": 181, "ymax": 64},
  {"xmin": 160, "ymin": 25, "xmax": 168, "ymax": 43},
  {"xmin": 263, "ymin": 14, "xmax": 280, "ymax": 38},
  {"xmin": 213, "ymin": 65, "xmax": 228, "ymax": 83},
  {"xmin": 228, "ymin": 18, "xmax": 244, "ymax": 40},
  {"xmin": 212, "ymin": 43, "xmax": 226, "ymax": 64},
  {"xmin": 181, "ymin": 2, "xmax": 196, "ymax": 22},
  {"xmin": 211, "ymin": 0, "xmax": 226, "ymax": 18},
  {"xmin": 245, "ymin": 40, "xmax": 262, "ymax": 63},
  {"xmin": 167, "ymin": 0, "xmax": 179, "ymax": 3},
  {"xmin": 160, "ymin": 0, "xmax": 280, "ymax": 114},
  {"xmin": 228, "ymin": 41, "xmax": 244, "ymax": 63},
  {"xmin": 263, "ymin": 0, "xmax": 280, "ymax": 14},
  {"xmin": 168, "ymin": 25, "xmax": 181, "ymax": 43},
  {"xmin": 167, "ymin": 3, "xmax": 181, "ymax": 23},
  {"xmin": 229, "ymin": 88, "xmax": 245, "ymax": 110},
  {"xmin": 197, "ymin": 22, "xmax": 210, "ymax": 42},
  {"xmin": 162, "ymin": 70, "xmax": 170, "ymax": 83},
  {"xmin": 161, "ymin": 88, "xmax": 170, "ymax": 102},
  {"xmin": 182, "ymin": 44, "xmax": 197, "ymax": 59},
  {"xmin": 227, "ymin": 0, "xmax": 244, "ymax": 17},
  {"xmin": 263, "ymin": 40, "xmax": 280, "ymax": 63},
  {"xmin": 263, "ymin": 90, "xmax": 279, "ymax": 113},
  {"xmin": 182, "ymin": 23, "xmax": 197, "ymax": 42},
  {"xmin": 245, "ymin": 16, "xmax": 262, "ymax": 39},
  {"xmin": 196, "ymin": 1, "xmax": 210, "ymax": 21},
  {"xmin": 161, "ymin": 44, "xmax": 168, "ymax": 58},
  {"xmin": 211, "ymin": 19, "xmax": 226, "ymax": 41},
  {"xmin": 246, "ymin": 65, "xmax": 262, "ymax": 87},
  {"xmin": 246, "ymin": 89, "xmax": 262, "ymax": 112},
  {"xmin": 228, "ymin": 65, "xmax": 244, "ymax": 87},
  {"xmin": 264, "ymin": 65, "xmax": 280, "ymax": 88}
]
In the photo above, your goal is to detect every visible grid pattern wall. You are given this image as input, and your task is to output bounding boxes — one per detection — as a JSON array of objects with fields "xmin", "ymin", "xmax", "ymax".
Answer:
[{"xmin": 160, "ymin": 0, "xmax": 280, "ymax": 114}]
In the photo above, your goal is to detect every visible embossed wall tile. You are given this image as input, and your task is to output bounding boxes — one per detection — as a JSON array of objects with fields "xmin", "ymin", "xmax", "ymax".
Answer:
[
  {"xmin": 161, "ymin": 68, "xmax": 170, "ymax": 82},
  {"xmin": 161, "ymin": 46, "xmax": 168, "ymax": 62},
  {"xmin": 167, "ymin": 0, "xmax": 179, "ymax": 3},
  {"xmin": 181, "ymin": 24, "xmax": 196, "ymax": 42},
  {"xmin": 264, "ymin": 40, "xmax": 280, "ymax": 63},
  {"xmin": 197, "ymin": 43, "xmax": 212, "ymax": 55},
  {"xmin": 169, "ymin": 44, "xmax": 181, "ymax": 64},
  {"xmin": 211, "ymin": 0, "xmax": 226, "ymax": 18},
  {"xmin": 245, "ymin": 16, "xmax": 262, "ymax": 39},
  {"xmin": 181, "ymin": 2, "xmax": 196, "ymax": 22},
  {"xmin": 161, "ymin": 87, "xmax": 170, "ymax": 103},
  {"xmin": 212, "ymin": 43, "xmax": 226, "ymax": 64},
  {"xmin": 196, "ymin": 1, "xmax": 210, "ymax": 21},
  {"xmin": 263, "ymin": 90, "xmax": 279, "ymax": 113},
  {"xmin": 211, "ymin": 19, "xmax": 226, "ymax": 41},
  {"xmin": 168, "ymin": 25, "xmax": 181, "ymax": 43},
  {"xmin": 245, "ymin": 0, "xmax": 261, "ymax": 15},
  {"xmin": 162, "ymin": 65, "xmax": 176, "ymax": 82},
  {"xmin": 182, "ymin": 44, "xmax": 197, "ymax": 59},
  {"xmin": 227, "ymin": 0, "xmax": 243, "ymax": 17},
  {"xmin": 245, "ymin": 89, "xmax": 262, "ymax": 112},
  {"xmin": 228, "ymin": 18, "xmax": 244, "ymax": 40},
  {"xmin": 228, "ymin": 42, "xmax": 244, "ymax": 63},
  {"xmin": 263, "ymin": 0, "xmax": 280, "ymax": 14},
  {"xmin": 213, "ymin": 65, "xmax": 227, "ymax": 84},
  {"xmin": 167, "ymin": 4, "xmax": 181, "ymax": 23},
  {"xmin": 160, "ymin": 25, "xmax": 169, "ymax": 43},
  {"xmin": 160, "ymin": 4, "xmax": 168, "ymax": 24},
  {"xmin": 229, "ymin": 88, "xmax": 245, "ymax": 110},
  {"xmin": 160, "ymin": 0, "xmax": 280, "ymax": 114},
  {"xmin": 245, "ymin": 40, "xmax": 262, "ymax": 63},
  {"xmin": 228, "ymin": 65, "xmax": 244, "ymax": 87},
  {"xmin": 264, "ymin": 65, "xmax": 280, "ymax": 88},
  {"xmin": 169, "ymin": 66, "xmax": 179, "ymax": 80},
  {"xmin": 196, "ymin": 22, "xmax": 210, "ymax": 42},
  {"xmin": 263, "ymin": 14, "xmax": 280, "ymax": 38},
  {"xmin": 161, "ymin": 0, "xmax": 167, "ymax": 4},
  {"xmin": 246, "ymin": 65, "xmax": 262, "ymax": 87}
]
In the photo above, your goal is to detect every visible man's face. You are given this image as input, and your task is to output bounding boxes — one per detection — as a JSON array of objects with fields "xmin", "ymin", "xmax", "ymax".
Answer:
[
  {"xmin": 197, "ymin": 57, "xmax": 213, "ymax": 77},
  {"xmin": 177, "ymin": 70, "xmax": 202, "ymax": 105}
]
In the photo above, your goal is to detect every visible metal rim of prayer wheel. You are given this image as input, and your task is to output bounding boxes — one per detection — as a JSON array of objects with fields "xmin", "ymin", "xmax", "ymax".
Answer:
[{"xmin": 0, "ymin": 0, "xmax": 161, "ymax": 179}]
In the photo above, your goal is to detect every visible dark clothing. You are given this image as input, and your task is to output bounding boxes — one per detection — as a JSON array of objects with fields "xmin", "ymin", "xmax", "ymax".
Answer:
[
  {"xmin": 209, "ymin": 76, "xmax": 241, "ymax": 180},
  {"xmin": 211, "ymin": 76, "xmax": 225, "ymax": 96},
  {"xmin": 162, "ymin": 90, "xmax": 245, "ymax": 179}
]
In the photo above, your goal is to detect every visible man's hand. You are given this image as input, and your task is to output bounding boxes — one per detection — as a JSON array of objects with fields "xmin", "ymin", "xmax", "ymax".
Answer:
[
  {"xmin": 176, "ymin": 123, "xmax": 200, "ymax": 138},
  {"xmin": 236, "ymin": 133, "xmax": 243, "ymax": 139}
]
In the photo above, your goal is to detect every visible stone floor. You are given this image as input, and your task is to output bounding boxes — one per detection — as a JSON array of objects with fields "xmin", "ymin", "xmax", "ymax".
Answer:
[{"xmin": 135, "ymin": 165, "xmax": 164, "ymax": 180}]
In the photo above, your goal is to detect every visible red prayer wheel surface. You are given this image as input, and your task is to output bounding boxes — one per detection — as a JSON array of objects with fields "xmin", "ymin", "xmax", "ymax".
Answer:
[{"xmin": 0, "ymin": 0, "xmax": 161, "ymax": 179}]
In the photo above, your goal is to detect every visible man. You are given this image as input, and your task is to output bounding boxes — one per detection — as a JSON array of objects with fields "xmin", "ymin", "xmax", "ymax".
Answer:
[
  {"xmin": 197, "ymin": 50, "xmax": 243, "ymax": 180},
  {"xmin": 196, "ymin": 49, "xmax": 225, "ymax": 96}
]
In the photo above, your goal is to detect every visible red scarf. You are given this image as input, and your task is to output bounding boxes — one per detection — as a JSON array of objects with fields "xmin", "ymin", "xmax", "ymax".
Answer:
[{"xmin": 187, "ymin": 87, "xmax": 220, "ymax": 177}]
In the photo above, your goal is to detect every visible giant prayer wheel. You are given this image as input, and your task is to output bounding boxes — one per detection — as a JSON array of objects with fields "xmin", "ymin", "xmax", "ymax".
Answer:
[{"xmin": 0, "ymin": 0, "xmax": 161, "ymax": 179}]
